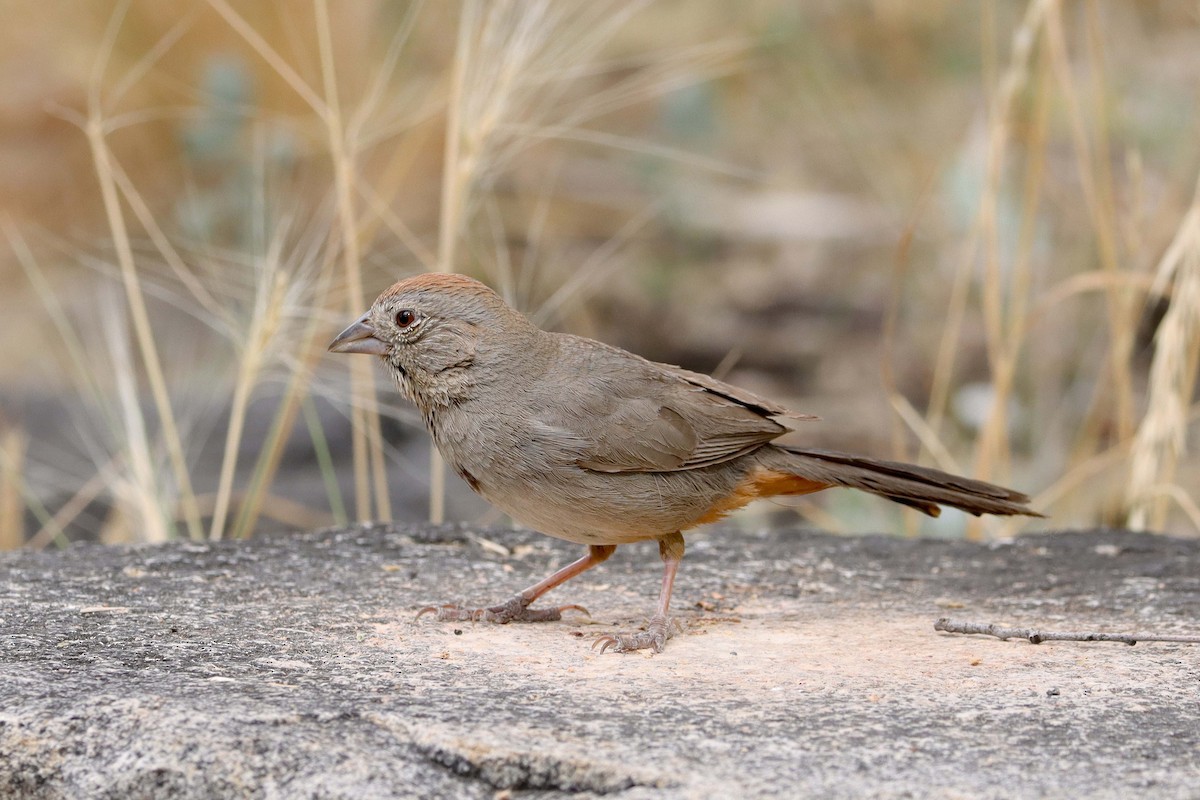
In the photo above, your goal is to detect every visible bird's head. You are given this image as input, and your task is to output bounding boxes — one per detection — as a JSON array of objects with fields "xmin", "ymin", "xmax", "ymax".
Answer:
[{"xmin": 328, "ymin": 273, "xmax": 538, "ymax": 409}]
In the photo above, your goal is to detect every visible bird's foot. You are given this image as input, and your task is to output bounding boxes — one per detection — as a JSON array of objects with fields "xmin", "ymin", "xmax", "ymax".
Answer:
[
  {"xmin": 592, "ymin": 614, "xmax": 680, "ymax": 654},
  {"xmin": 417, "ymin": 594, "xmax": 589, "ymax": 624}
]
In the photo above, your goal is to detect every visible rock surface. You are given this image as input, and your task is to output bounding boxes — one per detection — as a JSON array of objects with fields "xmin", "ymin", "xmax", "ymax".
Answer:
[{"xmin": 1, "ymin": 524, "xmax": 1198, "ymax": 799}]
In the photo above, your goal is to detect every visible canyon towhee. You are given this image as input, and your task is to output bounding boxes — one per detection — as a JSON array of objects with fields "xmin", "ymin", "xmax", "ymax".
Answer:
[{"xmin": 330, "ymin": 273, "xmax": 1039, "ymax": 652}]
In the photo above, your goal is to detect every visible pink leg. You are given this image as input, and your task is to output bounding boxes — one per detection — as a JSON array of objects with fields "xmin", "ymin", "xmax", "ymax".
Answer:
[
  {"xmin": 419, "ymin": 544, "xmax": 616, "ymax": 624},
  {"xmin": 594, "ymin": 533, "xmax": 684, "ymax": 653}
]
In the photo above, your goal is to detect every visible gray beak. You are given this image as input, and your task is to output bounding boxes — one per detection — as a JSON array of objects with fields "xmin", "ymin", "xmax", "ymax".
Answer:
[{"xmin": 328, "ymin": 314, "xmax": 390, "ymax": 356}]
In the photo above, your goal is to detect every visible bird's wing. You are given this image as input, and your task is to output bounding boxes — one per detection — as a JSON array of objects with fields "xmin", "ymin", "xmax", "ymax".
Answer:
[{"xmin": 534, "ymin": 336, "xmax": 814, "ymax": 474}]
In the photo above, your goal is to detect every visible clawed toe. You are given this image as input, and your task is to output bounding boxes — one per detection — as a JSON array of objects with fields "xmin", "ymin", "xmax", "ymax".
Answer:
[
  {"xmin": 543, "ymin": 603, "xmax": 591, "ymax": 620},
  {"xmin": 504, "ymin": 602, "xmax": 590, "ymax": 622},
  {"xmin": 415, "ymin": 598, "xmax": 589, "ymax": 624},
  {"xmin": 591, "ymin": 614, "xmax": 679, "ymax": 654},
  {"xmin": 416, "ymin": 604, "xmax": 487, "ymax": 622}
]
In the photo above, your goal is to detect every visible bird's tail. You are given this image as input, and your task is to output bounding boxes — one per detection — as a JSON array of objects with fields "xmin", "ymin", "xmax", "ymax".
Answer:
[{"xmin": 760, "ymin": 446, "xmax": 1042, "ymax": 518}]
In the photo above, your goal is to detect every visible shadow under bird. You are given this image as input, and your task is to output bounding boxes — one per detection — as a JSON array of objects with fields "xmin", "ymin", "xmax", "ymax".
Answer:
[{"xmin": 329, "ymin": 273, "xmax": 1040, "ymax": 653}]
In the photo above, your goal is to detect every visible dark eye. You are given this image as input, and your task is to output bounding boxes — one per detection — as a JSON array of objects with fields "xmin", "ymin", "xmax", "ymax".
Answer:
[{"xmin": 395, "ymin": 309, "xmax": 417, "ymax": 329}]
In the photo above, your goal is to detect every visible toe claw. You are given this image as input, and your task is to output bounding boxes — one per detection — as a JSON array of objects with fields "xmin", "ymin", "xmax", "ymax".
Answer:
[
  {"xmin": 590, "ymin": 635, "xmax": 617, "ymax": 654},
  {"xmin": 590, "ymin": 615, "xmax": 678, "ymax": 654},
  {"xmin": 414, "ymin": 597, "xmax": 585, "ymax": 625},
  {"xmin": 558, "ymin": 604, "xmax": 590, "ymax": 618}
]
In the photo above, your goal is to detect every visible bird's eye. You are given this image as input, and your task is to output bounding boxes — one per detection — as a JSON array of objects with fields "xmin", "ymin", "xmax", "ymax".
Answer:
[{"xmin": 395, "ymin": 309, "xmax": 417, "ymax": 329}]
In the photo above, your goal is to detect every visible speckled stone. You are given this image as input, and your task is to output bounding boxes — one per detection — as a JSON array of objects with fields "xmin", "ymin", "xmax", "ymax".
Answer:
[{"xmin": 1, "ymin": 524, "xmax": 1197, "ymax": 799}]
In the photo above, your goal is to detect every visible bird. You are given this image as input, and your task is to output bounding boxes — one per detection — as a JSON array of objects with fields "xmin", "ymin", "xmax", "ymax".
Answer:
[{"xmin": 329, "ymin": 273, "xmax": 1040, "ymax": 653}]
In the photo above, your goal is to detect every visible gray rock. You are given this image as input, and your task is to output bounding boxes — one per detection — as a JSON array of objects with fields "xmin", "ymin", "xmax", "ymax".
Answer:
[{"xmin": 2, "ymin": 525, "xmax": 1198, "ymax": 798}]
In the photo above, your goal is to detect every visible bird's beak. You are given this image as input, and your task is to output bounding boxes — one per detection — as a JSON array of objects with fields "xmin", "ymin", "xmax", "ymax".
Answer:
[{"xmin": 328, "ymin": 314, "xmax": 390, "ymax": 356}]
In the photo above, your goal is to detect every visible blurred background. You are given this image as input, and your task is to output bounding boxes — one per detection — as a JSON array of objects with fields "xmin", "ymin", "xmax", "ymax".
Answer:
[{"xmin": 1, "ymin": 0, "xmax": 1198, "ymax": 548}]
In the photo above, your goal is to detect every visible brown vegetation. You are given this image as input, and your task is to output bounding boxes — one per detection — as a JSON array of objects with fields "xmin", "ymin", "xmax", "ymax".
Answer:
[{"xmin": 1, "ymin": 1, "xmax": 1197, "ymax": 546}]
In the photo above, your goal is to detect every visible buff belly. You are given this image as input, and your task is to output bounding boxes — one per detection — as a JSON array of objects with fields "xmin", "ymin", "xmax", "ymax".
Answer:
[{"xmin": 472, "ymin": 458, "xmax": 781, "ymax": 546}]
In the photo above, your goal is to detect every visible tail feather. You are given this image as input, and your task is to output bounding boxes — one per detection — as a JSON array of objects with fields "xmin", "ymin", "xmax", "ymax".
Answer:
[{"xmin": 767, "ymin": 446, "xmax": 1042, "ymax": 518}]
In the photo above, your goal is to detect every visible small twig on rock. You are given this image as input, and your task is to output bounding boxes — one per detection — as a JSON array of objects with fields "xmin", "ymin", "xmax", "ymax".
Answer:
[{"xmin": 934, "ymin": 618, "xmax": 1200, "ymax": 646}]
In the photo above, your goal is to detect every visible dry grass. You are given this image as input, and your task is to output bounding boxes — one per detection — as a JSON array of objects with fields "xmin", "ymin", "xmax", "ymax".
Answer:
[
  {"xmin": 888, "ymin": 0, "xmax": 1197, "ymax": 540},
  {"xmin": 882, "ymin": 1, "xmax": 1198, "ymax": 538},
  {"xmin": 80, "ymin": 6, "xmax": 204, "ymax": 541},
  {"xmin": 1127, "ymin": 175, "xmax": 1200, "ymax": 530},
  {"xmin": 1, "ymin": 1, "xmax": 1198, "ymax": 547},
  {"xmin": 0, "ymin": 427, "xmax": 25, "ymax": 550}
]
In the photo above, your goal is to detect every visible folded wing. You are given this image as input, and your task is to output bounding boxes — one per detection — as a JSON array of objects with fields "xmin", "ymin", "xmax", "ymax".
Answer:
[{"xmin": 536, "ymin": 336, "xmax": 812, "ymax": 474}]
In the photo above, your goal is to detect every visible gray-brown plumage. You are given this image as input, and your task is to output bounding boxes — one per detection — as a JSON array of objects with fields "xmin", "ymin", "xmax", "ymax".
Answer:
[{"xmin": 330, "ymin": 273, "xmax": 1040, "ymax": 652}]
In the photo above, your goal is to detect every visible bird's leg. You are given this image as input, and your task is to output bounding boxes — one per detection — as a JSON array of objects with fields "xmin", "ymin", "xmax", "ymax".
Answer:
[
  {"xmin": 419, "ymin": 544, "xmax": 615, "ymax": 624},
  {"xmin": 594, "ymin": 533, "xmax": 684, "ymax": 653}
]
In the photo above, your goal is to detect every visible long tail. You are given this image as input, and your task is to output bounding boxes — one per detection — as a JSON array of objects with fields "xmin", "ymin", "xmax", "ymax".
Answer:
[{"xmin": 762, "ymin": 446, "xmax": 1042, "ymax": 518}]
